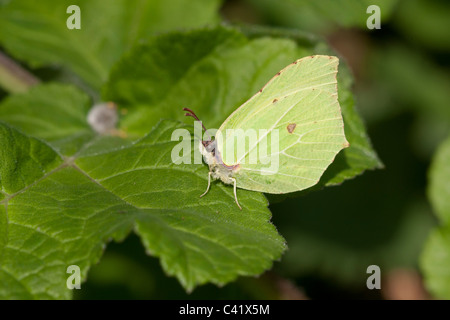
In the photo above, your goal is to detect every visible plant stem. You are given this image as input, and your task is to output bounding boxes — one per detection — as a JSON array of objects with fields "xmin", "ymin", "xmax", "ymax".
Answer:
[{"xmin": 0, "ymin": 51, "xmax": 40, "ymax": 93}]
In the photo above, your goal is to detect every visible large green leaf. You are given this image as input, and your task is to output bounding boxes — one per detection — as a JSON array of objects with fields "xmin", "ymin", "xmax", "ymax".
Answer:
[
  {"xmin": 0, "ymin": 84, "xmax": 285, "ymax": 298},
  {"xmin": 421, "ymin": 136, "xmax": 450, "ymax": 299},
  {"xmin": 105, "ymin": 25, "xmax": 382, "ymax": 192},
  {"xmin": 0, "ymin": 0, "xmax": 221, "ymax": 89}
]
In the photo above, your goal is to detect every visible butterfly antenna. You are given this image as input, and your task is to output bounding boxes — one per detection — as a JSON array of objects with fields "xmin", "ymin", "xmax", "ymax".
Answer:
[{"xmin": 183, "ymin": 108, "xmax": 211, "ymax": 141}]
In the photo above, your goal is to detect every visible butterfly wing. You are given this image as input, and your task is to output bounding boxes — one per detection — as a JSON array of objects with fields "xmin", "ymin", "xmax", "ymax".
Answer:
[{"xmin": 216, "ymin": 55, "xmax": 349, "ymax": 193}]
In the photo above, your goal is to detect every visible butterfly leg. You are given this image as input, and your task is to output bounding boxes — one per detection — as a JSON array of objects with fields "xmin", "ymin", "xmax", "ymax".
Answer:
[
  {"xmin": 231, "ymin": 178, "xmax": 242, "ymax": 210},
  {"xmin": 200, "ymin": 172, "xmax": 212, "ymax": 198}
]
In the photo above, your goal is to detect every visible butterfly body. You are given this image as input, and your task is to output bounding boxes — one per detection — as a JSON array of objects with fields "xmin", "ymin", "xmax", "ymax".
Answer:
[{"xmin": 199, "ymin": 140, "xmax": 239, "ymax": 184}]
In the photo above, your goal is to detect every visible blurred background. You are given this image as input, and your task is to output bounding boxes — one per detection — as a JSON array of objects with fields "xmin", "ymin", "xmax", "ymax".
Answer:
[
  {"xmin": 1, "ymin": 0, "xmax": 448, "ymax": 299},
  {"xmin": 69, "ymin": 0, "xmax": 449, "ymax": 299}
]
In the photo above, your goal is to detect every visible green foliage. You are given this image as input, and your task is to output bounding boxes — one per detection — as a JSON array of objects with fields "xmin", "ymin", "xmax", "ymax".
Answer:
[
  {"xmin": 395, "ymin": 0, "xmax": 450, "ymax": 51},
  {"xmin": 428, "ymin": 138, "xmax": 450, "ymax": 225},
  {"xmin": 0, "ymin": 123, "xmax": 62, "ymax": 194},
  {"xmin": 271, "ymin": 179, "xmax": 435, "ymax": 286},
  {"xmin": 0, "ymin": 108, "xmax": 285, "ymax": 298},
  {"xmin": 421, "ymin": 137, "xmax": 450, "ymax": 299},
  {"xmin": 0, "ymin": 0, "xmax": 401, "ymax": 299},
  {"xmin": 0, "ymin": 0, "xmax": 221, "ymax": 89},
  {"xmin": 106, "ymin": 26, "xmax": 382, "ymax": 187},
  {"xmin": 0, "ymin": 23, "xmax": 381, "ymax": 298},
  {"xmin": 368, "ymin": 46, "xmax": 450, "ymax": 123},
  {"xmin": 104, "ymin": 27, "xmax": 306, "ymax": 133},
  {"xmin": 317, "ymin": 60, "xmax": 382, "ymax": 187},
  {"xmin": 0, "ymin": 84, "xmax": 92, "ymax": 143}
]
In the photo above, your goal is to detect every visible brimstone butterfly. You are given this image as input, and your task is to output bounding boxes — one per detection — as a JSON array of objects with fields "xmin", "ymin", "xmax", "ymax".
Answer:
[{"xmin": 185, "ymin": 55, "xmax": 349, "ymax": 209}]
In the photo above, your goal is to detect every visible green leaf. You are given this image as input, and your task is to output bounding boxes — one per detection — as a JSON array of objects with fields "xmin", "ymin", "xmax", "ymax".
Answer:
[
  {"xmin": 105, "ymin": 25, "xmax": 382, "ymax": 192},
  {"xmin": 0, "ymin": 83, "xmax": 93, "ymax": 150},
  {"xmin": 0, "ymin": 0, "xmax": 221, "ymax": 89},
  {"xmin": 421, "ymin": 136, "xmax": 450, "ymax": 299},
  {"xmin": 421, "ymin": 227, "xmax": 450, "ymax": 299},
  {"xmin": 0, "ymin": 123, "xmax": 63, "ymax": 194},
  {"xmin": 0, "ymin": 92, "xmax": 285, "ymax": 297},
  {"xmin": 319, "ymin": 61, "xmax": 383, "ymax": 187},
  {"xmin": 243, "ymin": 0, "xmax": 398, "ymax": 32},
  {"xmin": 104, "ymin": 26, "xmax": 310, "ymax": 134},
  {"xmin": 0, "ymin": 25, "xmax": 381, "ymax": 298},
  {"xmin": 273, "ymin": 190, "xmax": 435, "ymax": 286},
  {"xmin": 0, "ymin": 164, "xmax": 134, "ymax": 299}
]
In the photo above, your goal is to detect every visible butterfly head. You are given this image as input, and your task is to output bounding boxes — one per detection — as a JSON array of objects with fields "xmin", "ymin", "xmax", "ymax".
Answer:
[{"xmin": 183, "ymin": 108, "xmax": 239, "ymax": 174}]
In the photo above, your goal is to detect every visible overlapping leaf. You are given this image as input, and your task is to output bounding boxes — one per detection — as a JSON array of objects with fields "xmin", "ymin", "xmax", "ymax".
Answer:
[
  {"xmin": 421, "ymin": 136, "xmax": 450, "ymax": 299},
  {"xmin": 0, "ymin": 0, "xmax": 221, "ymax": 89},
  {"xmin": 0, "ymin": 84, "xmax": 285, "ymax": 298},
  {"xmin": 106, "ymin": 26, "xmax": 382, "ymax": 190}
]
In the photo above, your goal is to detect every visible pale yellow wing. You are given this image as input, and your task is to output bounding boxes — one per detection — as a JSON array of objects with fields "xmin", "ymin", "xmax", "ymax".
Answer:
[{"xmin": 216, "ymin": 55, "xmax": 348, "ymax": 193}]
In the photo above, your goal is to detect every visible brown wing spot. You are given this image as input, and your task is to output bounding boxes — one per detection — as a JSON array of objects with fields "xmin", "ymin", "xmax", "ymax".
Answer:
[
  {"xmin": 276, "ymin": 71, "xmax": 281, "ymax": 76},
  {"xmin": 273, "ymin": 98, "xmax": 278, "ymax": 103},
  {"xmin": 293, "ymin": 60, "xmax": 298, "ymax": 64},
  {"xmin": 259, "ymin": 89, "xmax": 263, "ymax": 93},
  {"xmin": 287, "ymin": 123, "xmax": 297, "ymax": 134}
]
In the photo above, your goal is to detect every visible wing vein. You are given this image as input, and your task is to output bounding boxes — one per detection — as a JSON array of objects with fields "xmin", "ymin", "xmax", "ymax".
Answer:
[
  {"xmin": 240, "ymin": 167, "xmax": 317, "ymax": 181},
  {"xmin": 235, "ymin": 96, "xmax": 307, "ymax": 163}
]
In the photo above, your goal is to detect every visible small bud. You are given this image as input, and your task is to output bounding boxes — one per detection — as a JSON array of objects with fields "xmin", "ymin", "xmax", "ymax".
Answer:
[{"xmin": 87, "ymin": 102, "xmax": 119, "ymax": 134}]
